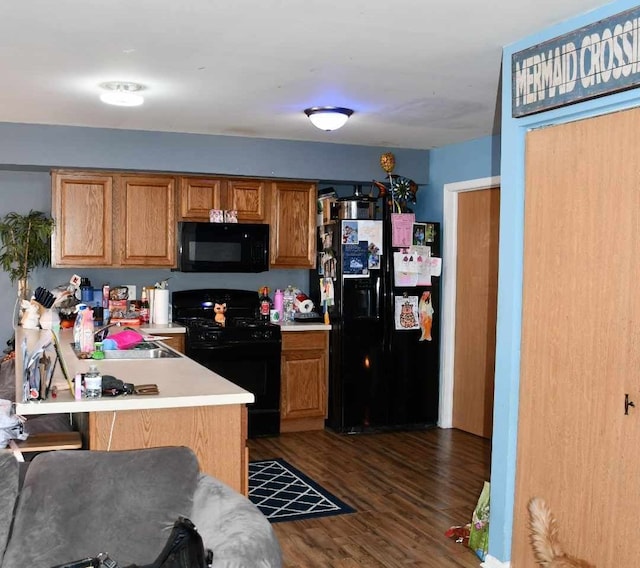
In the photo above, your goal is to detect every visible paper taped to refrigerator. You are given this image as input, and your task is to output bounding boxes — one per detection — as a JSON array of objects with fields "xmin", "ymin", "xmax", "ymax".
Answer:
[
  {"xmin": 395, "ymin": 296, "xmax": 420, "ymax": 330},
  {"xmin": 394, "ymin": 250, "xmax": 442, "ymax": 287},
  {"xmin": 342, "ymin": 220, "xmax": 383, "ymax": 277},
  {"xmin": 391, "ymin": 213, "xmax": 415, "ymax": 248},
  {"xmin": 343, "ymin": 241, "xmax": 369, "ymax": 277}
]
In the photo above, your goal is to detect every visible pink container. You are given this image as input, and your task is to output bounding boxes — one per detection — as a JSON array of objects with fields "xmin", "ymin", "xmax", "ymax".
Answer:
[
  {"xmin": 274, "ymin": 289, "xmax": 284, "ymax": 318},
  {"xmin": 101, "ymin": 330, "xmax": 144, "ymax": 350}
]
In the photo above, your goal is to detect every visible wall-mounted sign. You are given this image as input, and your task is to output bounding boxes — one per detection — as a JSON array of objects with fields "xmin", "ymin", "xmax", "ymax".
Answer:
[{"xmin": 512, "ymin": 6, "xmax": 640, "ymax": 117}]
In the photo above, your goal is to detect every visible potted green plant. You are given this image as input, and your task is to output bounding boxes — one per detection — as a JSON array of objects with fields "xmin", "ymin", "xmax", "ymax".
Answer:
[{"xmin": 0, "ymin": 210, "xmax": 55, "ymax": 300}]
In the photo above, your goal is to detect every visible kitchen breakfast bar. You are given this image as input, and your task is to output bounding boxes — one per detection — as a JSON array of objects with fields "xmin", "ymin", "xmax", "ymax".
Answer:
[{"xmin": 13, "ymin": 327, "xmax": 254, "ymax": 495}]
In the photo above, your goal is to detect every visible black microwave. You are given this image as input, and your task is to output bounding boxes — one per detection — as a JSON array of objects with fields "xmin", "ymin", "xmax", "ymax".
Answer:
[{"xmin": 177, "ymin": 222, "xmax": 270, "ymax": 273}]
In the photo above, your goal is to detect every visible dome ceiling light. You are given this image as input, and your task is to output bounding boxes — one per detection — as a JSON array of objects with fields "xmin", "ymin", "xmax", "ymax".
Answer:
[
  {"xmin": 304, "ymin": 106, "xmax": 354, "ymax": 131},
  {"xmin": 99, "ymin": 81, "xmax": 145, "ymax": 107}
]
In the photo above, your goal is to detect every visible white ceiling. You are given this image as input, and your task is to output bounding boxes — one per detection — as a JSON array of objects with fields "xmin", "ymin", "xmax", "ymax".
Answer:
[{"xmin": 0, "ymin": 0, "xmax": 609, "ymax": 150}]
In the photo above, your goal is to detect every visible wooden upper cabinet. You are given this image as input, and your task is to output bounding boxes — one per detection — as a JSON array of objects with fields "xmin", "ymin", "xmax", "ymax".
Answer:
[
  {"xmin": 178, "ymin": 177, "xmax": 224, "ymax": 221},
  {"xmin": 53, "ymin": 171, "xmax": 176, "ymax": 268},
  {"xmin": 226, "ymin": 179, "xmax": 267, "ymax": 222},
  {"xmin": 178, "ymin": 177, "xmax": 267, "ymax": 223},
  {"xmin": 52, "ymin": 171, "xmax": 114, "ymax": 266},
  {"xmin": 270, "ymin": 181, "xmax": 316, "ymax": 269},
  {"xmin": 116, "ymin": 175, "xmax": 176, "ymax": 267}
]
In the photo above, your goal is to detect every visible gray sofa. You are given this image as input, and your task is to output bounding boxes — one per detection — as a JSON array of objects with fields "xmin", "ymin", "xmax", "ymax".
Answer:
[{"xmin": 0, "ymin": 446, "xmax": 282, "ymax": 568}]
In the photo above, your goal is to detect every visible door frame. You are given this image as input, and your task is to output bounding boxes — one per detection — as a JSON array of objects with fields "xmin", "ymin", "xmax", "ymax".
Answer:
[{"xmin": 438, "ymin": 175, "xmax": 501, "ymax": 428}]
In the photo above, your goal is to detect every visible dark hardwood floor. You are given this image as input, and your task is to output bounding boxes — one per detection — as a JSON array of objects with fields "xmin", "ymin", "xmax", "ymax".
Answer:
[{"xmin": 249, "ymin": 428, "xmax": 491, "ymax": 567}]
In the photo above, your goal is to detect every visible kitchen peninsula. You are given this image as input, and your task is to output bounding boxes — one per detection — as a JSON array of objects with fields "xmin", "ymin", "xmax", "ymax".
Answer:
[{"xmin": 14, "ymin": 327, "xmax": 253, "ymax": 495}]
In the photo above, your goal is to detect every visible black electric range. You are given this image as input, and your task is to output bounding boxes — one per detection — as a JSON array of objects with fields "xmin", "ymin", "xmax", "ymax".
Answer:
[{"xmin": 172, "ymin": 289, "xmax": 281, "ymax": 438}]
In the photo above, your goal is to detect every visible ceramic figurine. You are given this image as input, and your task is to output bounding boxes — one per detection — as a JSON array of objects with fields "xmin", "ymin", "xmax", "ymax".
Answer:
[{"xmin": 214, "ymin": 302, "xmax": 227, "ymax": 327}]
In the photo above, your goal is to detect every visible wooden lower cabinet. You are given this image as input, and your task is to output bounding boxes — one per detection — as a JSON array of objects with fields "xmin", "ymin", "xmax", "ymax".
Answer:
[
  {"xmin": 87, "ymin": 404, "xmax": 249, "ymax": 495},
  {"xmin": 156, "ymin": 334, "xmax": 185, "ymax": 354},
  {"xmin": 280, "ymin": 331, "xmax": 328, "ymax": 432}
]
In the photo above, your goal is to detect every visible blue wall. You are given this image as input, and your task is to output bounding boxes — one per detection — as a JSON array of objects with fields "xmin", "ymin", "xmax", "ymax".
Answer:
[
  {"xmin": 0, "ymin": 123, "xmax": 429, "ymax": 347},
  {"xmin": 417, "ymin": 135, "xmax": 501, "ymax": 223},
  {"xmin": 492, "ymin": 0, "xmax": 640, "ymax": 561}
]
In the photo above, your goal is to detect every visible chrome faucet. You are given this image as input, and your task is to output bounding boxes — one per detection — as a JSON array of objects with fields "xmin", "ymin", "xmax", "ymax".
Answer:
[{"xmin": 94, "ymin": 321, "xmax": 121, "ymax": 343}]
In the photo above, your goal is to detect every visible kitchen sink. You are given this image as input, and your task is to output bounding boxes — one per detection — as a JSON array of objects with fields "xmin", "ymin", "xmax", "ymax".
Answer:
[{"xmin": 71, "ymin": 341, "xmax": 182, "ymax": 360}]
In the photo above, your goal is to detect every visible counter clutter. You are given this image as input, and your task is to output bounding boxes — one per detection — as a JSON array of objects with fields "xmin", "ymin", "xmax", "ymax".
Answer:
[
  {"xmin": 13, "ymin": 325, "xmax": 253, "ymax": 494},
  {"xmin": 14, "ymin": 325, "xmax": 252, "ymax": 414}
]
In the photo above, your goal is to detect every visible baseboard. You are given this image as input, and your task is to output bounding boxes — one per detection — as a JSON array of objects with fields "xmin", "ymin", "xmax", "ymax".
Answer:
[{"xmin": 481, "ymin": 555, "xmax": 510, "ymax": 568}]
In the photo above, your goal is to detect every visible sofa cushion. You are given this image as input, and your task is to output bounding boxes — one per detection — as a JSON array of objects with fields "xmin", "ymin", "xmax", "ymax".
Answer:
[
  {"xmin": 190, "ymin": 473, "xmax": 282, "ymax": 568},
  {"xmin": 0, "ymin": 453, "xmax": 19, "ymax": 565},
  {"xmin": 2, "ymin": 446, "xmax": 199, "ymax": 568}
]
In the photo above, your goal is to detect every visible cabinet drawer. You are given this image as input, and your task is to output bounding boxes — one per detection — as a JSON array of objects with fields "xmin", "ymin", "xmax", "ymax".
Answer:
[{"xmin": 282, "ymin": 331, "xmax": 327, "ymax": 351}]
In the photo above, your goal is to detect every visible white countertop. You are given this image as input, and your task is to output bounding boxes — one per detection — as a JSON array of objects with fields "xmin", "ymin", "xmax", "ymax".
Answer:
[
  {"xmin": 139, "ymin": 323, "xmax": 186, "ymax": 334},
  {"xmin": 278, "ymin": 321, "xmax": 331, "ymax": 332},
  {"xmin": 14, "ymin": 327, "xmax": 253, "ymax": 415}
]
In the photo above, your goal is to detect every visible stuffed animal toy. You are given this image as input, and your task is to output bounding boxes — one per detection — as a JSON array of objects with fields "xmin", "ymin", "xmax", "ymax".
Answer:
[{"xmin": 213, "ymin": 302, "xmax": 227, "ymax": 327}]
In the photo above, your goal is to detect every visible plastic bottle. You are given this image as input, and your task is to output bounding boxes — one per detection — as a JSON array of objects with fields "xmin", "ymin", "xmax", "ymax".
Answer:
[
  {"xmin": 84, "ymin": 364, "xmax": 102, "ymax": 398},
  {"xmin": 73, "ymin": 304, "xmax": 87, "ymax": 350},
  {"xmin": 102, "ymin": 329, "xmax": 144, "ymax": 350},
  {"xmin": 80, "ymin": 307, "xmax": 95, "ymax": 353},
  {"xmin": 283, "ymin": 286, "xmax": 296, "ymax": 322},
  {"xmin": 80, "ymin": 277, "xmax": 93, "ymax": 305},
  {"xmin": 274, "ymin": 289, "xmax": 284, "ymax": 319}
]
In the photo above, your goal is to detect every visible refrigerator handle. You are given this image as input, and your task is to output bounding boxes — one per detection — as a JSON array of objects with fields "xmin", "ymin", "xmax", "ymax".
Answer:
[{"xmin": 375, "ymin": 275, "xmax": 381, "ymax": 319}]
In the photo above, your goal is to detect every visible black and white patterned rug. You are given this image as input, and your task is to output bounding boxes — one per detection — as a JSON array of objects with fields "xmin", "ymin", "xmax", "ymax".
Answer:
[{"xmin": 248, "ymin": 458, "xmax": 355, "ymax": 523}]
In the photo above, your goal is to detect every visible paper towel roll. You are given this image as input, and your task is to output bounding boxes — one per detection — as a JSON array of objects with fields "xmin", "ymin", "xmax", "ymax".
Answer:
[
  {"xmin": 153, "ymin": 289, "xmax": 170, "ymax": 324},
  {"xmin": 298, "ymin": 299, "xmax": 314, "ymax": 313}
]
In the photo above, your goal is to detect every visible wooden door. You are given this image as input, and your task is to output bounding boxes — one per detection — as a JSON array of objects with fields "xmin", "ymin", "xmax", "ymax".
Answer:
[
  {"xmin": 226, "ymin": 179, "xmax": 267, "ymax": 222},
  {"xmin": 452, "ymin": 187, "xmax": 499, "ymax": 438},
  {"xmin": 178, "ymin": 176, "xmax": 223, "ymax": 220},
  {"xmin": 116, "ymin": 175, "xmax": 176, "ymax": 267},
  {"xmin": 51, "ymin": 171, "xmax": 113, "ymax": 266},
  {"xmin": 512, "ymin": 107, "xmax": 640, "ymax": 566},
  {"xmin": 270, "ymin": 181, "xmax": 316, "ymax": 268}
]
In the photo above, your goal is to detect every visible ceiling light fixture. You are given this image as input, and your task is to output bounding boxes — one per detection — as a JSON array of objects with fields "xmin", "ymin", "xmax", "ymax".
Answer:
[
  {"xmin": 304, "ymin": 106, "xmax": 354, "ymax": 131},
  {"xmin": 99, "ymin": 81, "xmax": 145, "ymax": 107}
]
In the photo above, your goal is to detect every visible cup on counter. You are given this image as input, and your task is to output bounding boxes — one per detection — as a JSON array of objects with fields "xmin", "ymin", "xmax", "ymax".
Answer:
[
  {"xmin": 269, "ymin": 309, "xmax": 280, "ymax": 323},
  {"xmin": 224, "ymin": 210, "xmax": 238, "ymax": 223}
]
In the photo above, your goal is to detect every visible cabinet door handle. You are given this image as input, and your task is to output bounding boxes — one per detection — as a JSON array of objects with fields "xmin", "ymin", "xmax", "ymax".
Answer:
[{"xmin": 625, "ymin": 393, "xmax": 635, "ymax": 415}]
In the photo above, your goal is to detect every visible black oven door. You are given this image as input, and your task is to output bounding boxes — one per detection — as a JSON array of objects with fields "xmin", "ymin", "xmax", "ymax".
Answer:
[
  {"xmin": 186, "ymin": 341, "xmax": 281, "ymax": 438},
  {"xmin": 178, "ymin": 222, "xmax": 269, "ymax": 273}
]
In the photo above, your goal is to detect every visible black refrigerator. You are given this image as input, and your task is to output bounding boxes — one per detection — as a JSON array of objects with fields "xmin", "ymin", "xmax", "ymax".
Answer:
[{"xmin": 312, "ymin": 201, "xmax": 441, "ymax": 434}]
